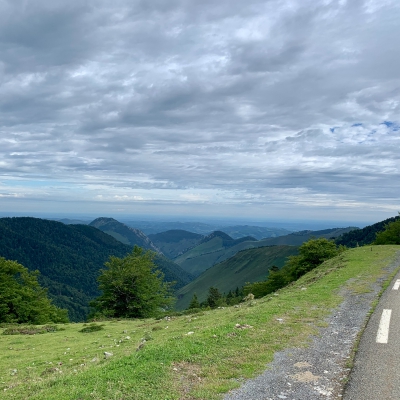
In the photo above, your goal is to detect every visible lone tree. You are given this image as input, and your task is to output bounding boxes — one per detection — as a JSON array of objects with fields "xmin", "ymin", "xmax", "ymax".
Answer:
[
  {"xmin": 206, "ymin": 286, "xmax": 222, "ymax": 308},
  {"xmin": 0, "ymin": 257, "xmax": 69, "ymax": 324},
  {"xmin": 287, "ymin": 237, "xmax": 339, "ymax": 279},
  {"xmin": 91, "ymin": 246, "xmax": 175, "ymax": 318}
]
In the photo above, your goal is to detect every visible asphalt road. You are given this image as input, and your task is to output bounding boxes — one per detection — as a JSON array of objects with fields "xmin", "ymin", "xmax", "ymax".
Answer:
[
  {"xmin": 343, "ymin": 272, "xmax": 400, "ymax": 399},
  {"xmin": 224, "ymin": 252, "xmax": 400, "ymax": 400}
]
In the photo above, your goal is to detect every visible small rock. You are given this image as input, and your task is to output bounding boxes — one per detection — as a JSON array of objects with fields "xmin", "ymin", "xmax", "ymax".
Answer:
[
  {"xmin": 10, "ymin": 369, "xmax": 17, "ymax": 376},
  {"xmin": 136, "ymin": 343, "xmax": 146, "ymax": 352},
  {"xmin": 104, "ymin": 352, "xmax": 113, "ymax": 359},
  {"xmin": 186, "ymin": 331, "xmax": 194, "ymax": 335},
  {"xmin": 90, "ymin": 357, "xmax": 99, "ymax": 363},
  {"xmin": 125, "ymin": 336, "xmax": 131, "ymax": 340}
]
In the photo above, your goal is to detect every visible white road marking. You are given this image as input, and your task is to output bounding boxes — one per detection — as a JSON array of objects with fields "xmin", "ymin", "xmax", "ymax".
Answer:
[
  {"xmin": 376, "ymin": 309, "xmax": 392, "ymax": 344},
  {"xmin": 392, "ymin": 279, "xmax": 400, "ymax": 290}
]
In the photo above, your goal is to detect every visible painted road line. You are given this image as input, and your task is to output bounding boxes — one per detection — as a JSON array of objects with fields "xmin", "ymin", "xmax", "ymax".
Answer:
[
  {"xmin": 392, "ymin": 279, "xmax": 400, "ymax": 290},
  {"xmin": 376, "ymin": 309, "xmax": 392, "ymax": 344}
]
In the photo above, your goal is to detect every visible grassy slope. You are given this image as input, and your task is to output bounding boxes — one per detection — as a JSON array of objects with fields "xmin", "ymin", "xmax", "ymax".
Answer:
[
  {"xmin": 176, "ymin": 245, "xmax": 299, "ymax": 310},
  {"xmin": 1, "ymin": 245, "xmax": 399, "ymax": 400}
]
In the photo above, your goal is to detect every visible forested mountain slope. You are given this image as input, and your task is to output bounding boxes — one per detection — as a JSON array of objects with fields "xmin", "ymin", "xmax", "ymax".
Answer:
[
  {"xmin": 89, "ymin": 217, "xmax": 161, "ymax": 252},
  {"xmin": 335, "ymin": 215, "xmax": 400, "ymax": 247},
  {"xmin": 176, "ymin": 245, "xmax": 299, "ymax": 310},
  {"xmin": 0, "ymin": 217, "xmax": 193, "ymax": 321}
]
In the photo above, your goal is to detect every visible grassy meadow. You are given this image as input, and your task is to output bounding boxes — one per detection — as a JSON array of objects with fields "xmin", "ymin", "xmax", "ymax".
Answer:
[{"xmin": 1, "ymin": 245, "xmax": 399, "ymax": 400}]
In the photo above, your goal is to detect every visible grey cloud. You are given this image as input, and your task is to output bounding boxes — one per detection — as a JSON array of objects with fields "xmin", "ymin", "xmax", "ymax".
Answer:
[{"xmin": 0, "ymin": 0, "xmax": 399, "ymax": 219}]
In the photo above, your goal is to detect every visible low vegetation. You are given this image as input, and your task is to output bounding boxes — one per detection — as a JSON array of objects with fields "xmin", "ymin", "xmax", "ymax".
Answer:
[{"xmin": 1, "ymin": 245, "xmax": 399, "ymax": 399}]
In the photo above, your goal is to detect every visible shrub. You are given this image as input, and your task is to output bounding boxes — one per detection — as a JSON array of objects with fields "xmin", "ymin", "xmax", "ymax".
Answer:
[{"xmin": 79, "ymin": 323, "xmax": 104, "ymax": 333}]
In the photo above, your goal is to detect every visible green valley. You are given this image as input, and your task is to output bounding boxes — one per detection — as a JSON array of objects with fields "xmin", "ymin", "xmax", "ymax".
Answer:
[{"xmin": 176, "ymin": 245, "xmax": 299, "ymax": 310}]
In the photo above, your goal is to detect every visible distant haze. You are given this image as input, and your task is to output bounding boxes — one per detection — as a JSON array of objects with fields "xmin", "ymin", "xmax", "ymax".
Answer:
[{"xmin": 0, "ymin": 1, "xmax": 399, "ymax": 222}]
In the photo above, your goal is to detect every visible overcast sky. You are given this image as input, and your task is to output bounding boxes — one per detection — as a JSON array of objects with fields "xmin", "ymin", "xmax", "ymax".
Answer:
[{"xmin": 0, "ymin": 0, "xmax": 399, "ymax": 225}]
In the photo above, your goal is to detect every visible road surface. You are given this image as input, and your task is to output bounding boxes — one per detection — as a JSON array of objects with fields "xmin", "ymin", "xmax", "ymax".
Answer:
[{"xmin": 343, "ymin": 273, "xmax": 400, "ymax": 399}]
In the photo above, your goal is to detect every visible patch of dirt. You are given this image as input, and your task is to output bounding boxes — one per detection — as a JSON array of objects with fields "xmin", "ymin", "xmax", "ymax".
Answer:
[
  {"xmin": 291, "ymin": 371, "xmax": 321, "ymax": 383},
  {"xmin": 171, "ymin": 361, "xmax": 203, "ymax": 400},
  {"xmin": 294, "ymin": 361, "xmax": 312, "ymax": 369}
]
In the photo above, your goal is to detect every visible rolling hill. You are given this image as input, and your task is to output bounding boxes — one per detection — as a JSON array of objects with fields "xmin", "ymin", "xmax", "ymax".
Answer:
[
  {"xmin": 124, "ymin": 220, "xmax": 292, "ymax": 239},
  {"xmin": 175, "ymin": 245, "xmax": 299, "ymax": 310},
  {"xmin": 220, "ymin": 225, "xmax": 291, "ymax": 240},
  {"xmin": 254, "ymin": 227, "xmax": 358, "ymax": 246},
  {"xmin": 148, "ymin": 229, "xmax": 204, "ymax": 259},
  {"xmin": 173, "ymin": 231, "xmax": 260, "ymax": 276},
  {"xmin": 173, "ymin": 227, "xmax": 355, "ymax": 277}
]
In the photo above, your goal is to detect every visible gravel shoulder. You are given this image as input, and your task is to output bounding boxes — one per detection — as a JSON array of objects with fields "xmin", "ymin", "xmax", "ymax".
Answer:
[{"xmin": 224, "ymin": 250, "xmax": 400, "ymax": 400}]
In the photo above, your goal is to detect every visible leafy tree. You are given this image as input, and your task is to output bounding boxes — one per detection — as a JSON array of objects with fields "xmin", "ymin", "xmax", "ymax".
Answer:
[
  {"xmin": 91, "ymin": 246, "xmax": 175, "ymax": 318},
  {"xmin": 270, "ymin": 265, "xmax": 279, "ymax": 273},
  {"xmin": 287, "ymin": 238, "xmax": 339, "ymax": 279},
  {"xmin": 188, "ymin": 293, "xmax": 200, "ymax": 309},
  {"xmin": 0, "ymin": 257, "xmax": 69, "ymax": 324},
  {"xmin": 375, "ymin": 217, "xmax": 400, "ymax": 245}
]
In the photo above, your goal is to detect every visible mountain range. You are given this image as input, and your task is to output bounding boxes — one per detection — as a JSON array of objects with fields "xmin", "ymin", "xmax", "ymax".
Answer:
[
  {"xmin": 172, "ymin": 227, "xmax": 356, "ymax": 277},
  {"xmin": 1, "ymin": 213, "xmax": 392, "ymax": 321}
]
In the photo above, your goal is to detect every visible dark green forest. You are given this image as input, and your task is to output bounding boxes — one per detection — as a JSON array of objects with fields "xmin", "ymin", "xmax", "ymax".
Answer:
[
  {"xmin": 335, "ymin": 215, "xmax": 400, "ymax": 247},
  {"xmin": 0, "ymin": 218, "xmax": 192, "ymax": 321}
]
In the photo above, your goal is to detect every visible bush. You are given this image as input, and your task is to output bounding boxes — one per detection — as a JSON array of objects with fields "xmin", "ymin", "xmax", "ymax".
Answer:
[{"xmin": 79, "ymin": 323, "xmax": 104, "ymax": 333}]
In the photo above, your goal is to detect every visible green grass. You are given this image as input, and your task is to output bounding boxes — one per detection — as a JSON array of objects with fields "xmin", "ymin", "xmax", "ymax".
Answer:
[
  {"xmin": 176, "ymin": 245, "xmax": 299, "ymax": 310},
  {"xmin": 1, "ymin": 245, "xmax": 399, "ymax": 400}
]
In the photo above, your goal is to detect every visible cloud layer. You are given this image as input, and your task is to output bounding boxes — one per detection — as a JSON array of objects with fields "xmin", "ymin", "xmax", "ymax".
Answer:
[{"xmin": 1, "ymin": 0, "xmax": 399, "ymax": 222}]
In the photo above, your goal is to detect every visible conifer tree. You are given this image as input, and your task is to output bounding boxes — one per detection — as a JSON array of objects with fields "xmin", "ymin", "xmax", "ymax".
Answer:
[{"xmin": 188, "ymin": 293, "xmax": 200, "ymax": 309}]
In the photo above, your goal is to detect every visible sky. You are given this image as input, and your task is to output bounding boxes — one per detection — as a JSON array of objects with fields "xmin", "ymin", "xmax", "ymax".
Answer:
[{"xmin": 0, "ymin": 0, "xmax": 399, "ymax": 226}]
